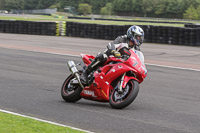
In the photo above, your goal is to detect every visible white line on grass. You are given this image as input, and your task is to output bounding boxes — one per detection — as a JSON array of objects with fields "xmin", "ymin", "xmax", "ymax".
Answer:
[{"xmin": 0, "ymin": 109, "xmax": 94, "ymax": 133}]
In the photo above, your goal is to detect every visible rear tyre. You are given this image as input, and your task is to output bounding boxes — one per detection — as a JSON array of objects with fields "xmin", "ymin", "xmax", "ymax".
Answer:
[
  {"xmin": 61, "ymin": 74, "xmax": 82, "ymax": 102},
  {"xmin": 109, "ymin": 80, "xmax": 139, "ymax": 109}
]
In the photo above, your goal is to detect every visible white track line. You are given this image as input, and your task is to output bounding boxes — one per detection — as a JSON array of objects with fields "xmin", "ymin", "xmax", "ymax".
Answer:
[
  {"xmin": 0, "ymin": 109, "xmax": 94, "ymax": 133},
  {"xmin": 146, "ymin": 63, "xmax": 200, "ymax": 72},
  {"xmin": 24, "ymin": 50, "xmax": 200, "ymax": 72},
  {"xmin": 49, "ymin": 52, "xmax": 200, "ymax": 72},
  {"xmin": 2, "ymin": 46, "xmax": 200, "ymax": 72}
]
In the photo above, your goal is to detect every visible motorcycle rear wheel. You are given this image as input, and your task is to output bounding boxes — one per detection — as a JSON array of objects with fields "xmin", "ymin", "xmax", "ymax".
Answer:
[
  {"xmin": 109, "ymin": 80, "xmax": 139, "ymax": 109},
  {"xmin": 61, "ymin": 74, "xmax": 82, "ymax": 102}
]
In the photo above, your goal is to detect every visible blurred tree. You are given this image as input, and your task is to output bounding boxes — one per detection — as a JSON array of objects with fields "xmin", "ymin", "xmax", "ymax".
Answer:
[
  {"xmin": 154, "ymin": 0, "xmax": 183, "ymax": 18},
  {"xmin": 2, "ymin": 0, "xmax": 200, "ymax": 19},
  {"xmin": 180, "ymin": 0, "xmax": 200, "ymax": 9},
  {"xmin": 49, "ymin": 2, "xmax": 62, "ymax": 10},
  {"xmin": 78, "ymin": 3, "xmax": 92, "ymax": 15},
  {"xmin": 142, "ymin": 0, "xmax": 159, "ymax": 17},
  {"xmin": 183, "ymin": 5, "xmax": 199, "ymax": 19},
  {"xmin": 5, "ymin": 0, "xmax": 24, "ymax": 10},
  {"xmin": 4, "ymin": 0, "xmax": 57, "ymax": 10},
  {"xmin": 100, "ymin": 3, "xmax": 112, "ymax": 15},
  {"xmin": 23, "ymin": 0, "xmax": 38, "ymax": 10},
  {"xmin": 0, "ymin": 0, "xmax": 5, "ymax": 9},
  {"xmin": 57, "ymin": 0, "xmax": 78, "ymax": 11},
  {"xmin": 82, "ymin": 0, "xmax": 113, "ymax": 14},
  {"xmin": 100, "ymin": 6, "xmax": 107, "ymax": 16},
  {"xmin": 37, "ymin": 0, "xmax": 55, "ymax": 9},
  {"xmin": 55, "ymin": 0, "xmax": 112, "ymax": 14},
  {"xmin": 197, "ymin": 5, "xmax": 200, "ymax": 19},
  {"xmin": 112, "ymin": 0, "xmax": 135, "ymax": 15}
]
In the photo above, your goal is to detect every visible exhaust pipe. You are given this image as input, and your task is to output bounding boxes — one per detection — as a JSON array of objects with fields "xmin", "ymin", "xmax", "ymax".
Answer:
[
  {"xmin": 68, "ymin": 61, "xmax": 79, "ymax": 74},
  {"xmin": 67, "ymin": 61, "xmax": 84, "ymax": 89}
]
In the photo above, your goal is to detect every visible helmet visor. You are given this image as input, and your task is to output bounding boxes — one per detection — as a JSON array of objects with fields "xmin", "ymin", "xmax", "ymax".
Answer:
[{"xmin": 136, "ymin": 35, "xmax": 143, "ymax": 44}]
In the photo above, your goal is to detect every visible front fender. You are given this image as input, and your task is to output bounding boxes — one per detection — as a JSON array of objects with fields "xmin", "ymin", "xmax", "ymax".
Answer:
[{"xmin": 122, "ymin": 76, "xmax": 139, "ymax": 88}]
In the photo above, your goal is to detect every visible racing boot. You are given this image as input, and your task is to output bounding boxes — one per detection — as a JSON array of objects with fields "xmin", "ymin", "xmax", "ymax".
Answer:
[{"xmin": 80, "ymin": 59, "xmax": 100, "ymax": 85}]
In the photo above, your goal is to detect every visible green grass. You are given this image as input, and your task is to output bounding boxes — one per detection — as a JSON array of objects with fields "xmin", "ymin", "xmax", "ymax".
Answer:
[
  {"xmin": 0, "ymin": 14, "xmax": 184, "ymax": 27},
  {"xmin": 65, "ymin": 18, "xmax": 185, "ymax": 27},
  {"xmin": 0, "ymin": 15, "xmax": 59, "ymax": 21},
  {"xmin": 0, "ymin": 111, "xmax": 85, "ymax": 133},
  {"xmin": 0, "ymin": 14, "xmax": 200, "ymax": 27}
]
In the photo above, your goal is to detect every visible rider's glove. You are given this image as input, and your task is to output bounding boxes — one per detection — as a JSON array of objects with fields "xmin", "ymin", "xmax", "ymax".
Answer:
[{"xmin": 111, "ymin": 50, "xmax": 121, "ymax": 57}]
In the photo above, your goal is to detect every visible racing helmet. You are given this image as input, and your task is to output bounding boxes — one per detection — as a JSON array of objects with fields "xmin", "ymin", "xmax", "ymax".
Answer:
[{"xmin": 127, "ymin": 25, "xmax": 144, "ymax": 46}]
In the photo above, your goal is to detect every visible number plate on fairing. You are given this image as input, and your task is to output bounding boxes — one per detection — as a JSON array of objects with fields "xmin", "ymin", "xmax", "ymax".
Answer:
[{"xmin": 82, "ymin": 90, "xmax": 97, "ymax": 97}]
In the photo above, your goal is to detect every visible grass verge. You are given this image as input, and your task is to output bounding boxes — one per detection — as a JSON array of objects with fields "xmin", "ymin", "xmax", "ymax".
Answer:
[
  {"xmin": 0, "ymin": 111, "xmax": 85, "ymax": 133},
  {"xmin": 1, "ymin": 14, "xmax": 200, "ymax": 27},
  {"xmin": 0, "ymin": 14, "xmax": 185, "ymax": 27}
]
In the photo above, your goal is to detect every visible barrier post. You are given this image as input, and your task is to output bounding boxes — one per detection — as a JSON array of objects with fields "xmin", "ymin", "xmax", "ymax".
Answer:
[{"xmin": 56, "ymin": 21, "xmax": 60, "ymax": 36}]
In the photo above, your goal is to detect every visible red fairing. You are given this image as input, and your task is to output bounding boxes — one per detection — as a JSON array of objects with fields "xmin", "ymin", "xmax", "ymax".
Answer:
[
  {"xmin": 123, "ymin": 49, "xmax": 147, "ymax": 82},
  {"xmin": 80, "ymin": 49, "xmax": 147, "ymax": 101},
  {"xmin": 81, "ymin": 54, "xmax": 95, "ymax": 66}
]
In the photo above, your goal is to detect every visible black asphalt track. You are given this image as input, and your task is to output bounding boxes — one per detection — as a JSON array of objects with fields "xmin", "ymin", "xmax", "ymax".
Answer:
[{"xmin": 0, "ymin": 34, "xmax": 200, "ymax": 133}]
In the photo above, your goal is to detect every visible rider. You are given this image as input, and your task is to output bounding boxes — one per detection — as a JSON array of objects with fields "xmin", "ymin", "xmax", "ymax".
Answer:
[{"xmin": 81, "ymin": 25, "xmax": 144, "ymax": 84}]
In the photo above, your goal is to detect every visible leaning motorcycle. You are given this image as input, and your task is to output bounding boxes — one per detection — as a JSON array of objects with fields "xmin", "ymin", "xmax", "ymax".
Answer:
[{"xmin": 61, "ymin": 46, "xmax": 147, "ymax": 109}]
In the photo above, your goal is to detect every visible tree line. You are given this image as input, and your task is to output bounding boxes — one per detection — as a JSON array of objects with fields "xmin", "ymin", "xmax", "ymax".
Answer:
[{"xmin": 0, "ymin": 0, "xmax": 200, "ymax": 20}]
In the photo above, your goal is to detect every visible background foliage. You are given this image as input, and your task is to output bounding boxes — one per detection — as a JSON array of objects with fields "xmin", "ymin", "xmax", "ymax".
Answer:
[{"xmin": 0, "ymin": 0, "xmax": 200, "ymax": 19}]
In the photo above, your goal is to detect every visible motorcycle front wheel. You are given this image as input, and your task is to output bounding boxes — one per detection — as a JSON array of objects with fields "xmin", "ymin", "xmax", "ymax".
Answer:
[
  {"xmin": 109, "ymin": 80, "xmax": 139, "ymax": 109},
  {"xmin": 61, "ymin": 74, "xmax": 82, "ymax": 102}
]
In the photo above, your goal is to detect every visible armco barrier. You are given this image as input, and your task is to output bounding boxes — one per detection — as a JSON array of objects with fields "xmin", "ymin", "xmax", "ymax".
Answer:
[
  {"xmin": 0, "ymin": 20, "xmax": 199, "ymax": 46},
  {"xmin": 66, "ymin": 22, "xmax": 127, "ymax": 40},
  {"xmin": 185, "ymin": 23, "xmax": 200, "ymax": 28},
  {"xmin": 65, "ymin": 22, "xmax": 200, "ymax": 46},
  {"xmin": 0, "ymin": 20, "xmax": 56, "ymax": 35}
]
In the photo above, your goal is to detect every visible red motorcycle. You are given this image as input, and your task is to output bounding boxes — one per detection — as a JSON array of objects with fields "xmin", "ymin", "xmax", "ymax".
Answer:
[{"xmin": 61, "ymin": 47, "xmax": 147, "ymax": 109}]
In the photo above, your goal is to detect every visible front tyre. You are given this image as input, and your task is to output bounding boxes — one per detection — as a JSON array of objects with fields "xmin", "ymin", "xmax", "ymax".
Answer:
[
  {"xmin": 61, "ymin": 74, "xmax": 82, "ymax": 102},
  {"xmin": 109, "ymin": 80, "xmax": 139, "ymax": 109}
]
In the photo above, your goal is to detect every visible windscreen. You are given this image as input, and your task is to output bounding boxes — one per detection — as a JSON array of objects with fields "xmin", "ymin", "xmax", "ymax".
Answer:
[{"xmin": 133, "ymin": 50, "xmax": 145, "ymax": 64}]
